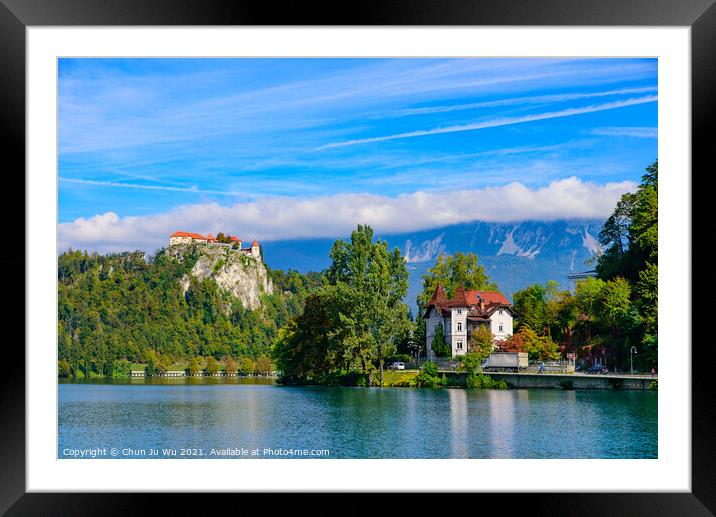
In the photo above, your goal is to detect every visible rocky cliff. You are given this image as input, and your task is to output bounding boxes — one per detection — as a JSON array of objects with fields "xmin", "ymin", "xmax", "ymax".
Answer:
[{"xmin": 166, "ymin": 243, "xmax": 272, "ymax": 310}]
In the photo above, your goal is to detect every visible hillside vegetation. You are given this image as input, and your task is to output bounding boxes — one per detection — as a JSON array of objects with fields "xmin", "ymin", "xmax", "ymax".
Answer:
[{"xmin": 57, "ymin": 245, "xmax": 321, "ymax": 377}]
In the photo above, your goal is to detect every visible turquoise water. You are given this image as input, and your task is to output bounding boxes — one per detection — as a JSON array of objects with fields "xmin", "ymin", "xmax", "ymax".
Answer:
[{"xmin": 58, "ymin": 379, "xmax": 657, "ymax": 459}]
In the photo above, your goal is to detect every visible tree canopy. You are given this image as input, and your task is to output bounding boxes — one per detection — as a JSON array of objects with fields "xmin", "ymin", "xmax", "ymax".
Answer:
[
  {"xmin": 417, "ymin": 252, "xmax": 497, "ymax": 309},
  {"xmin": 272, "ymin": 225, "xmax": 411, "ymax": 385}
]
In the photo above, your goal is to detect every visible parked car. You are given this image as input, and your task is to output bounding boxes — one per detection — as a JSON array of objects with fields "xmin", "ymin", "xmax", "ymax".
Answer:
[
  {"xmin": 389, "ymin": 362, "xmax": 405, "ymax": 370},
  {"xmin": 586, "ymin": 366, "xmax": 608, "ymax": 374}
]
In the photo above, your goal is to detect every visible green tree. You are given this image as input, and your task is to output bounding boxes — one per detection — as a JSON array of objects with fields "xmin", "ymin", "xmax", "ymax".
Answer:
[
  {"xmin": 635, "ymin": 262, "xmax": 658, "ymax": 364},
  {"xmin": 417, "ymin": 252, "xmax": 497, "ymax": 309},
  {"xmin": 205, "ymin": 356, "xmax": 219, "ymax": 375},
  {"xmin": 512, "ymin": 283, "xmax": 549, "ymax": 333},
  {"xmin": 188, "ymin": 357, "xmax": 201, "ymax": 375},
  {"xmin": 431, "ymin": 323, "xmax": 451, "ymax": 358},
  {"xmin": 458, "ymin": 353, "xmax": 484, "ymax": 388},
  {"xmin": 238, "ymin": 357, "xmax": 255, "ymax": 376},
  {"xmin": 324, "ymin": 224, "xmax": 410, "ymax": 385},
  {"xmin": 469, "ymin": 325, "xmax": 494, "ymax": 362}
]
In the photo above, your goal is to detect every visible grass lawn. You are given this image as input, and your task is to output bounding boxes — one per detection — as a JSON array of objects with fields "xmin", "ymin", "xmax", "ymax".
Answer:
[{"xmin": 380, "ymin": 370, "xmax": 419, "ymax": 387}]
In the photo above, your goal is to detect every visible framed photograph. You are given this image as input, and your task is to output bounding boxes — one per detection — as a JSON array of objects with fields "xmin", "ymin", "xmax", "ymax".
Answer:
[{"xmin": 3, "ymin": 0, "xmax": 714, "ymax": 513}]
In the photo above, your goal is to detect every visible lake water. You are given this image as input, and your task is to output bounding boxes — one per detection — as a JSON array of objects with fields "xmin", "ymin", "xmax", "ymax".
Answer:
[{"xmin": 58, "ymin": 379, "xmax": 657, "ymax": 459}]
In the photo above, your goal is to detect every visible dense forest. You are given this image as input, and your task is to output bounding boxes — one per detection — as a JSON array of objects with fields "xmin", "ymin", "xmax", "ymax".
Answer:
[{"xmin": 57, "ymin": 245, "xmax": 321, "ymax": 377}]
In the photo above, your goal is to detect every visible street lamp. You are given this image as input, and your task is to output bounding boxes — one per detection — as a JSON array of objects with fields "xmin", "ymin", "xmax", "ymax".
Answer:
[{"xmin": 630, "ymin": 346, "xmax": 637, "ymax": 375}]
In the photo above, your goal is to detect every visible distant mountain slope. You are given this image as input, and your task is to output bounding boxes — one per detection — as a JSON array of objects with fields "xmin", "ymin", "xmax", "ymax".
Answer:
[{"xmin": 262, "ymin": 219, "xmax": 604, "ymax": 310}]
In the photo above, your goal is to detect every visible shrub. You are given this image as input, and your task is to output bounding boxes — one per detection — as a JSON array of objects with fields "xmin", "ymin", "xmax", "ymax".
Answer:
[
  {"xmin": 188, "ymin": 357, "xmax": 201, "ymax": 375},
  {"xmin": 414, "ymin": 361, "xmax": 440, "ymax": 388},
  {"xmin": 492, "ymin": 380, "xmax": 508, "ymax": 390},
  {"xmin": 648, "ymin": 380, "xmax": 658, "ymax": 391},
  {"xmin": 478, "ymin": 373, "xmax": 493, "ymax": 389},
  {"xmin": 465, "ymin": 373, "xmax": 481, "ymax": 389},
  {"xmin": 422, "ymin": 361, "xmax": 438, "ymax": 377},
  {"xmin": 111, "ymin": 358, "xmax": 132, "ymax": 378},
  {"xmin": 440, "ymin": 374, "xmax": 448, "ymax": 387}
]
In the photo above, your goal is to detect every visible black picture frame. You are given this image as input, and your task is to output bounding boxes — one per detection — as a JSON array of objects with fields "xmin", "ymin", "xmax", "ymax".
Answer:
[{"xmin": 2, "ymin": 0, "xmax": 713, "ymax": 514}]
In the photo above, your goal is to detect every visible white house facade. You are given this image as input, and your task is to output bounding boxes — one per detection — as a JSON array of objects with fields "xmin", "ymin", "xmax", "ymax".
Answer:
[{"xmin": 424, "ymin": 284, "xmax": 515, "ymax": 359}]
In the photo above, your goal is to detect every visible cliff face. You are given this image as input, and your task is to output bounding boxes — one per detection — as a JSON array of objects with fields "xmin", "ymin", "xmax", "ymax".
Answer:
[{"xmin": 166, "ymin": 244, "xmax": 272, "ymax": 310}]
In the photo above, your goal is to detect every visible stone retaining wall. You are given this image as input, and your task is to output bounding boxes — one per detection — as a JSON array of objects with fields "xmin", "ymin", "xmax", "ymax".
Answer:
[{"xmin": 442, "ymin": 372, "xmax": 656, "ymax": 390}]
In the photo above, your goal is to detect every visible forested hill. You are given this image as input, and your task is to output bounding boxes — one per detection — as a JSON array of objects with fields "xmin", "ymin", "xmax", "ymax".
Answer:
[{"xmin": 57, "ymin": 245, "xmax": 322, "ymax": 378}]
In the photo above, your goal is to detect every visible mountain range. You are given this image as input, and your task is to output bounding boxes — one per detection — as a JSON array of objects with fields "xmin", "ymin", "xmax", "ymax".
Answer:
[{"xmin": 261, "ymin": 219, "xmax": 605, "ymax": 311}]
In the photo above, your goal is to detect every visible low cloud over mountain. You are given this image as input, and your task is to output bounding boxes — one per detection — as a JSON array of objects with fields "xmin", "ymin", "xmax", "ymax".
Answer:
[{"xmin": 58, "ymin": 177, "xmax": 632, "ymax": 255}]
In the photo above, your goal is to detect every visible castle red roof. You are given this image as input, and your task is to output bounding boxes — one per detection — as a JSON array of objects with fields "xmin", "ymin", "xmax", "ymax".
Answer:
[
  {"xmin": 170, "ymin": 231, "xmax": 207, "ymax": 240},
  {"xmin": 252, "ymin": 240, "xmax": 260, "ymax": 247},
  {"xmin": 230, "ymin": 236, "xmax": 240, "ymax": 241}
]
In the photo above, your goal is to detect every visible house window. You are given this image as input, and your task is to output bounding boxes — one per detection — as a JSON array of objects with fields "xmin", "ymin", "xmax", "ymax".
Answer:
[
  {"xmin": 499, "ymin": 309, "xmax": 503, "ymax": 315},
  {"xmin": 457, "ymin": 322, "xmax": 462, "ymax": 332},
  {"xmin": 457, "ymin": 341, "xmax": 463, "ymax": 349},
  {"xmin": 499, "ymin": 323, "xmax": 504, "ymax": 332},
  {"xmin": 434, "ymin": 324, "xmax": 440, "ymax": 333},
  {"xmin": 457, "ymin": 309, "xmax": 462, "ymax": 314}
]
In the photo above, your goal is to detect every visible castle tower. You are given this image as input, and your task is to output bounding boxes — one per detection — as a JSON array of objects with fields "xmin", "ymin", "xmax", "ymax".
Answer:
[{"xmin": 251, "ymin": 240, "xmax": 261, "ymax": 260}]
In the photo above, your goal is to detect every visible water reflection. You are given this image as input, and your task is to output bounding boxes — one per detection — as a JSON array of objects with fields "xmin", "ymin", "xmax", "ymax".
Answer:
[
  {"xmin": 448, "ymin": 389, "xmax": 469, "ymax": 458},
  {"xmin": 58, "ymin": 382, "xmax": 658, "ymax": 459},
  {"xmin": 487, "ymin": 389, "xmax": 515, "ymax": 458}
]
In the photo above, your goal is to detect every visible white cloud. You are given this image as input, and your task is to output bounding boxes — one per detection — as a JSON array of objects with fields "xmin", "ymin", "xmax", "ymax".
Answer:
[
  {"xmin": 58, "ymin": 177, "xmax": 635, "ymax": 255},
  {"xmin": 590, "ymin": 127, "xmax": 657, "ymax": 138},
  {"xmin": 59, "ymin": 178, "xmax": 249, "ymax": 197},
  {"xmin": 317, "ymin": 96, "xmax": 658, "ymax": 150},
  {"xmin": 375, "ymin": 86, "xmax": 658, "ymax": 118}
]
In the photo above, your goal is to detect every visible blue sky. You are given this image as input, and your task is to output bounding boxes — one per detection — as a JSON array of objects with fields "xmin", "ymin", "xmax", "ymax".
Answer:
[{"xmin": 58, "ymin": 58, "xmax": 657, "ymax": 252}]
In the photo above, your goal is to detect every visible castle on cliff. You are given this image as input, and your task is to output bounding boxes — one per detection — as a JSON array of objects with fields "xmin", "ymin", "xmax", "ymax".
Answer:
[{"xmin": 169, "ymin": 231, "xmax": 261, "ymax": 260}]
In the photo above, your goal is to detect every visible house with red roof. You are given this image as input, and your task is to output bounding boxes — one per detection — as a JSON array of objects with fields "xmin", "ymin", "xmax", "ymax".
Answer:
[{"xmin": 424, "ymin": 284, "xmax": 515, "ymax": 359}]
